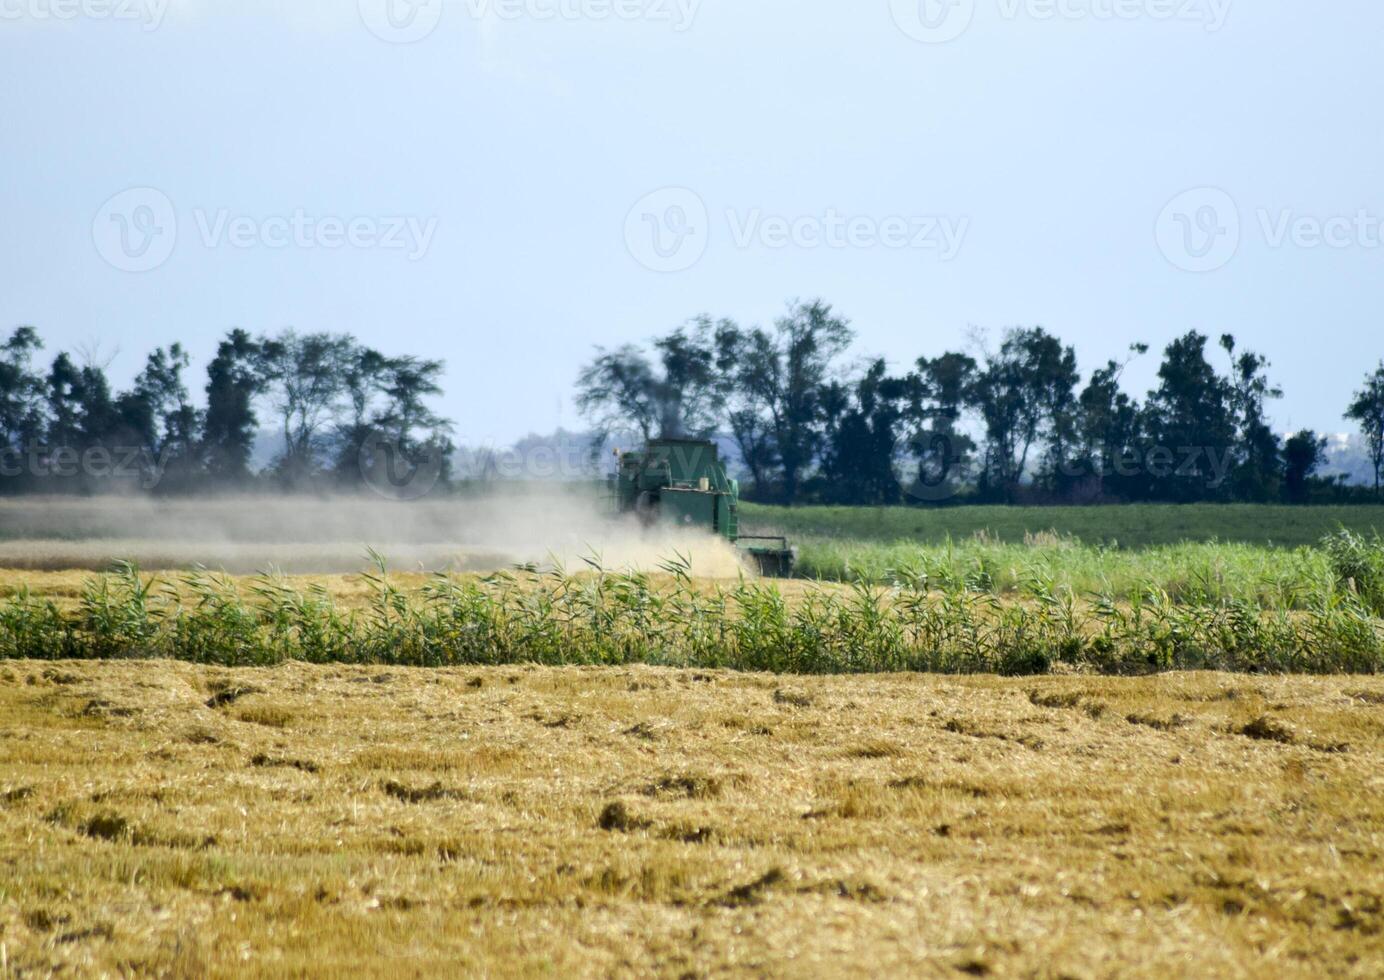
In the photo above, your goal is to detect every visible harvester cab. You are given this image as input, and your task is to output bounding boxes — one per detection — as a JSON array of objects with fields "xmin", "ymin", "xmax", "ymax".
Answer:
[{"xmin": 610, "ymin": 438, "xmax": 795, "ymax": 577}]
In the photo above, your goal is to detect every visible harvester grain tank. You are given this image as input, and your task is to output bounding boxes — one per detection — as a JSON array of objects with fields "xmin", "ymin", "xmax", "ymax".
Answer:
[{"xmin": 610, "ymin": 438, "xmax": 795, "ymax": 576}]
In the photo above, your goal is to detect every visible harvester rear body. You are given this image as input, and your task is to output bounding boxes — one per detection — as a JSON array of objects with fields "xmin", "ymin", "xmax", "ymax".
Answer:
[{"xmin": 611, "ymin": 438, "xmax": 794, "ymax": 576}]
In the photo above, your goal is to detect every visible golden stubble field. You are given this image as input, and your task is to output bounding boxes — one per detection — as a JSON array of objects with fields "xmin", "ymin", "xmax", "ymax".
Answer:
[{"xmin": 0, "ymin": 662, "xmax": 1380, "ymax": 978}]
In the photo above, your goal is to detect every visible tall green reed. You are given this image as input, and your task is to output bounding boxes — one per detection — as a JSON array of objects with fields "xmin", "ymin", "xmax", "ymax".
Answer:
[{"xmin": 0, "ymin": 551, "xmax": 1378, "ymax": 675}]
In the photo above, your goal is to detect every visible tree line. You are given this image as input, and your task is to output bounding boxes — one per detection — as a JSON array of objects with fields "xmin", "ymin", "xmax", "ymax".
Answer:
[
  {"xmin": 0, "ymin": 326, "xmax": 452, "ymax": 494},
  {"xmin": 4, "ymin": 310, "xmax": 1380, "ymax": 504},
  {"xmin": 577, "ymin": 299, "xmax": 1384, "ymax": 505}
]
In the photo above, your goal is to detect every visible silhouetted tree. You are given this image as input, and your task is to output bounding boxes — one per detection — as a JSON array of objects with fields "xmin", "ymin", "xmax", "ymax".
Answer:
[
  {"xmin": 1072, "ymin": 345, "xmax": 1146, "ymax": 499},
  {"xmin": 1282, "ymin": 430, "xmax": 1327, "ymax": 504},
  {"xmin": 203, "ymin": 329, "xmax": 265, "ymax": 484},
  {"xmin": 0, "ymin": 327, "xmax": 46, "ymax": 451},
  {"xmin": 716, "ymin": 323, "xmax": 779, "ymax": 497},
  {"xmin": 38, "ymin": 351, "xmax": 142, "ymax": 491},
  {"xmin": 968, "ymin": 328, "xmax": 1079, "ymax": 501},
  {"xmin": 1347, "ymin": 363, "xmax": 1384, "ymax": 497},
  {"xmin": 372, "ymin": 355, "xmax": 453, "ymax": 486},
  {"xmin": 258, "ymin": 330, "xmax": 355, "ymax": 484},
  {"xmin": 45, "ymin": 352, "xmax": 82, "ymax": 452},
  {"xmin": 819, "ymin": 360, "xmax": 907, "ymax": 505},
  {"xmin": 1221, "ymin": 334, "xmax": 1284, "ymax": 502},
  {"xmin": 332, "ymin": 345, "xmax": 391, "ymax": 484},
  {"xmin": 1142, "ymin": 332, "xmax": 1237, "ymax": 502},
  {"xmin": 576, "ymin": 317, "xmax": 727, "ymax": 445},
  {"xmin": 905, "ymin": 352, "xmax": 977, "ymax": 503},
  {"xmin": 717, "ymin": 300, "xmax": 853, "ymax": 504},
  {"xmin": 122, "ymin": 344, "xmax": 201, "ymax": 490}
]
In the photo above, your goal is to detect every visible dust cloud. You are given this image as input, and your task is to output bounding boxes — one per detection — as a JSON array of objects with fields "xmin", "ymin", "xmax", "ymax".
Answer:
[{"xmin": 0, "ymin": 490, "xmax": 753, "ymax": 578}]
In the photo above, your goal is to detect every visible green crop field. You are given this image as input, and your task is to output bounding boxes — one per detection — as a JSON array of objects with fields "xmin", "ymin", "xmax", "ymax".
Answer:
[
  {"xmin": 741, "ymin": 503, "xmax": 1384, "ymax": 589},
  {"xmin": 741, "ymin": 502, "xmax": 1384, "ymax": 550}
]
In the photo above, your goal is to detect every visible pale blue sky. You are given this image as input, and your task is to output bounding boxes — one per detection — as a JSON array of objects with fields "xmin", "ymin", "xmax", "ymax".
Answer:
[{"xmin": 2, "ymin": 0, "xmax": 1382, "ymax": 444}]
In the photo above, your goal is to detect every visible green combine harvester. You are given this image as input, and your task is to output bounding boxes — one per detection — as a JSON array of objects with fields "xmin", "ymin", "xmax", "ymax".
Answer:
[{"xmin": 610, "ymin": 438, "xmax": 795, "ymax": 576}]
